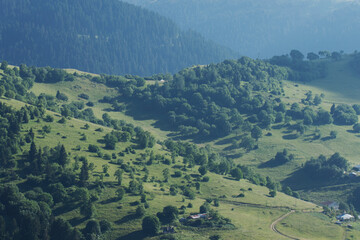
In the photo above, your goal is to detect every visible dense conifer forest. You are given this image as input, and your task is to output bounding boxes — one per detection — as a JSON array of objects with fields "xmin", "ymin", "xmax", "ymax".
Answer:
[{"xmin": 0, "ymin": 0, "xmax": 235, "ymax": 76}]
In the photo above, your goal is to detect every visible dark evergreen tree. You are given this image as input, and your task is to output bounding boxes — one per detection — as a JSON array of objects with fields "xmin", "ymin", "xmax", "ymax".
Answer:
[
  {"xmin": 28, "ymin": 142, "xmax": 37, "ymax": 163},
  {"xmin": 58, "ymin": 145, "xmax": 68, "ymax": 167},
  {"xmin": 79, "ymin": 158, "xmax": 90, "ymax": 186}
]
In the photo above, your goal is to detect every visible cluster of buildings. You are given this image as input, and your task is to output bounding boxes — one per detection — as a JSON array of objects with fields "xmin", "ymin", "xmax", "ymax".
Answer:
[{"xmin": 321, "ymin": 201, "xmax": 356, "ymax": 224}]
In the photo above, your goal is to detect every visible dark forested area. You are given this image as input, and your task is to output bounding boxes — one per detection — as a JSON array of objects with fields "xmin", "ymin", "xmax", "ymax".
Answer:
[
  {"xmin": 93, "ymin": 57, "xmax": 335, "ymax": 140},
  {"xmin": 0, "ymin": 0, "xmax": 235, "ymax": 76}
]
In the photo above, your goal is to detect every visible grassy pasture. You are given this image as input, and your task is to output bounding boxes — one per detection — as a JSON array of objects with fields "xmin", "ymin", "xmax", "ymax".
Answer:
[{"xmin": 277, "ymin": 212, "xmax": 346, "ymax": 240}]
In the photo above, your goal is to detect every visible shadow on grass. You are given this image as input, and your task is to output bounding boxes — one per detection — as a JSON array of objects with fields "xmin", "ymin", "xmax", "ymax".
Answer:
[
  {"xmin": 226, "ymin": 153, "xmax": 243, "ymax": 159},
  {"xmin": 347, "ymin": 129, "xmax": 357, "ymax": 134},
  {"xmin": 215, "ymin": 137, "xmax": 235, "ymax": 146},
  {"xmin": 116, "ymin": 230, "xmax": 146, "ymax": 240},
  {"xmin": 223, "ymin": 176, "xmax": 237, "ymax": 181},
  {"xmin": 68, "ymin": 216, "xmax": 87, "ymax": 226},
  {"xmin": 280, "ymin": 168, "xmax": 348, "ymax": 191},
  {"xmin": 282, "ymin": 134, "xmax": 299, "ymax": 140},
  {"xmin": 271, "ymin": 124, "xmax": 284, "ymax": 130},
  {"xmin": 124, "ymin": 101, "xmax": 173, "ymax": 132},
  {"xmin": 99, "ymin": 197, "xmax": 118, "ymax": 204},
  {"xmin": 223, "ymin": 145, "xmax": 238, "ymax": 151},
  {"xmin": 53, "ymin": 202, "xmax": 80, "ymax": 216},
  {"xmin": 320, "ymin": 136, "xmax": 333, "ymax": 141},
  {"xmin": 258, "ymin": 159, "xmax": 285, "ymax": 168},
  {"xmin": 115, "ymin": 213, "xmax": 138, "ymax": 225}
]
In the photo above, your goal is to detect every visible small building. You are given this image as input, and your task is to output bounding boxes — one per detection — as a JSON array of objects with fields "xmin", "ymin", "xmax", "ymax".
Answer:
[
  {"xmin": 337, "ymin": 214, "xmax": 354, "ymax": 221},
  {"xmin": 350, "ymin": 172, "xmax": 358, "ymax": 178},
  {"xmin": 188, "ymin": 213, "xmax": 207, "ymax": 219}
]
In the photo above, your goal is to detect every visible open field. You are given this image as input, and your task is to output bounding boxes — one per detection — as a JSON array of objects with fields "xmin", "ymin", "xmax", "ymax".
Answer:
[{"xmin": 277, "ymin": 212, "xmax": 346, "ymax": 240}]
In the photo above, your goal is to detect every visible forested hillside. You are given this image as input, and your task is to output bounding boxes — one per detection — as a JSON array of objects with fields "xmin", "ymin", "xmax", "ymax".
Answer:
[
  {"xmin": 0, "ymin": 61, "xmax": 321, "ymax": 240},
  {"xmin": 95, "ymin": 54, "xmax": 332, "ymax": 141},
  {"xmin": 0, "ymin": 0, "xmax": 235, "ymax": 76},
  {"xmin": 125, "ymin": 0, "xmax": 360, "ymax": 58},
  {"xmin": 2, "ymin": 53, "xmax": 360, "ymax": 238}
]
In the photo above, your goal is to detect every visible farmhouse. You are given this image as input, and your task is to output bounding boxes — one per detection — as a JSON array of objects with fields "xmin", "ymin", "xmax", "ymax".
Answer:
[{"xmin": 336, "ymin": 214, "xmax": 354, "ymax": 221}]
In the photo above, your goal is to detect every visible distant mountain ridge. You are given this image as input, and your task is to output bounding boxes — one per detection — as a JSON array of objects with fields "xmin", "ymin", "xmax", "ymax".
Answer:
[
  {"xmin": 0, "ymin": 0, "xmax": 236, "ymax": 75},
  {"xmin": 124, "ymin": 0, "xmax": 360, "ymax": 58}
]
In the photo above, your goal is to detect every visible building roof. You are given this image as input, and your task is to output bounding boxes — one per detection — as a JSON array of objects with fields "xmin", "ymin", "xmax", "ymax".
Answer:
[
  {"xmin": 337, "ymin": 214, "xmax": 354, "ymax": 221},
  {"xmin": 188, "ymin": 213, "xmax": 207, "ymax": 219}
]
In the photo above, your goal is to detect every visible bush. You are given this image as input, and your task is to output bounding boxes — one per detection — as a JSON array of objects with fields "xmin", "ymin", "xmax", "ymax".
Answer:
[
  {"xmin": 86, "ymin": 101, "xmax": 94, "ymax": 107},
  {"xmin": 56, "ymin": 91, "xmax": 68, "ymax": 101},
  {"xmin": 58, "ymin": 117, "xmax": 66, "ymax": 124},
  {"xmin": 44, "ymin": 115, "xmax": 54, "ymax": 122},
  {"xmin": 99, "ymin": 219, "xmax": 112, "ymax": 234},
  {"xmin": 238, "ymin": 193, "xmax": 245, "ymax": 198},
  {"xmin": 136, "ymin": 205, "xmax": 146, "ymax": 217},
  {"xmin": 200, "ymin": 203, "xmax": 210, "ymax": 213},
  {"xmin": 78, "ymin": 93, "xmax": 89, "ymax": 100},
  {"xmin": 88, "ymin": 144, "xmax": 99, "ymax": 153},
  {"xmin": 353, "ymin": 123, "xmax": 360, "ymax": 133},
  {"xmin": 202, "ymin": 176, "xmax": 210, "ymax": 182},
  {"xmin": 269, "ymin": 190, "xmax": 277, "ymax": 198},
  {"xmin": 174, "ymin": 171, "xmax": 182, "ymax": 178}
]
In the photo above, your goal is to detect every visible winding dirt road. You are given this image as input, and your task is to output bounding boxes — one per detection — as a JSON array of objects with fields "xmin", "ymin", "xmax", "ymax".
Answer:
[{"xmin": 270, "ymin": 210, "xmax": 300, "ymax": 240}]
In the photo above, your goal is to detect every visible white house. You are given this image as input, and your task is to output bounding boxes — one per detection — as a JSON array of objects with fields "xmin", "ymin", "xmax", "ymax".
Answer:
[{"xmin": 337, "ymin": 214, "xmax": 354, "ymax": 221}]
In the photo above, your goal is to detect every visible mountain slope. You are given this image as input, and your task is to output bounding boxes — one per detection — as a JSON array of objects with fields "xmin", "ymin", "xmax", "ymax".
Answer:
[
  {"xmin": 125, "ymin": 0, "xmax": 360, "ymax": 58},
  {"xmin": 0, "ymin": 0, "xmax": 236, "ymax": 76}
]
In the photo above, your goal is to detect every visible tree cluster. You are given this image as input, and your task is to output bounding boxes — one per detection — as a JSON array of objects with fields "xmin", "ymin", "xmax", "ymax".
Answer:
[{"xmin": 303, "ymin": 153, "xmax": 349, "ymax": 180}]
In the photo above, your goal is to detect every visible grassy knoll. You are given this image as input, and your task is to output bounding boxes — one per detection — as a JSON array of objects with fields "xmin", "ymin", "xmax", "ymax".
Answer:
[{"xmin": 31, "ymin": 77, "xmax": 171, "ymax": 140}]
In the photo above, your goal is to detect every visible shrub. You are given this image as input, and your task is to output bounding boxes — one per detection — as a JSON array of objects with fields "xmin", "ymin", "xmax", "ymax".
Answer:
[
  {"xmin": 202, "ymin": 176, "xmax": 210, "ymax": 182},
  {"xmin": 269, "ymin": 190, "xmax": 277, "ymax": 198},
  {"xmin": 88, "ymin": 144, "xmax": 99, "ymax": 153},
  {"xmin": 78, "ymin": 93, "xmax": 89, "ymax": 100},
  {"xmin": 44, "ymin": 115, "xmax": 54, "ymax": 122},
  {"xmin": 136, "ymin": 205, "xmax": 146, "ymax": 217}
]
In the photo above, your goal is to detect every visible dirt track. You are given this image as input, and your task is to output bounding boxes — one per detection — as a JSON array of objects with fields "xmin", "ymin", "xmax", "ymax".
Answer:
[{"xmin": 270, "ymin": 210, "xmax": 300, "ymax": 240}]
